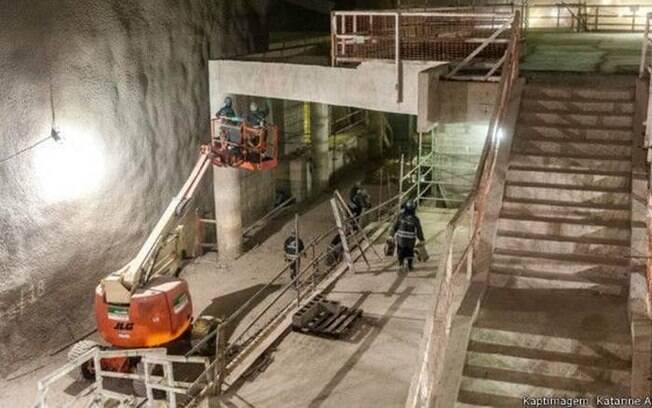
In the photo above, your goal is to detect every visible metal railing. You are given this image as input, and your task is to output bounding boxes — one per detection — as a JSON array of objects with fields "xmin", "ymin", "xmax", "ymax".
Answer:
[
  {"xmin": 432, "ymin": 2, "xmax": 652, "ymax": 32},
  {"xmin": 405, "ymin": 10, "xmax": 522, "ymax": 408},
  {"xmin": 638, "ymin": 14, "xmax": 652, "ymax": 321},
  {"xmin": 34, "ymin": 347, "xmax": 209, "ymax": 408},
  {"xmin": 330, "ymin": 9, "xmax": 518, "ymax": 96},
  {"xmin": 640, "ymin": 13, "xmax": 652, "ymax": 79},
  {"xmin": 181, "ymin": 157, "xmax": 440, "ymax": 405}
]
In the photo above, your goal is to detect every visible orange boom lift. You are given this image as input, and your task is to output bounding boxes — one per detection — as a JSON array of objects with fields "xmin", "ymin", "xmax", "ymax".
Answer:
[{"xmin": 70, "ymin": 118, "xmax": 279, "ymax": 380}]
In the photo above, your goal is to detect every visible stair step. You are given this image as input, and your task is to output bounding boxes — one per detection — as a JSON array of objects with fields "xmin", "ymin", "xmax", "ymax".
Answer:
[
  {"xmin": 509, "ymin": 165, "xmax": 631, "ymax": 177},
  {"xmin": 514, "ymin": 139, "xmax": 631, "ymax": 157},
  {"xmin": 517, "ymin": 125, "xmax": 632, "ymax": 142},
  {"xmin": 460, "ymin": 377, "xmax": 603, "ymax": 402},
  {"xmin": 495, "ymin": 234, "xmax": 628, "ymax": 257},
  {"xmin": 507, "ymin": 167, "xmax": 630, "ymax": 189},
  {"xmin": 470, "ymin": 327, "xmax": 632, "ymax": 363},
  {"xmin": 520, "ymin": 99, "xmax": 634, "ymax": 115},
  {"xmin": 493, "ymin": 248, "xmax": 628, "ymax": 266},
  {"xmin": 462, "ymin": 366, "xmax": 628, "ymax": 397},
  {"xmin": 523, "ymin": 85, "xmax": 635, "ymax": 102},
  {"xmin": 455, "ymin": 402, "xmax": 494, "ymax": 408},
  {"xmin": 519, "ymin": 112, "xmax": 633, "ymax": 129},
  {"xmin": 466, "ymin": 351, "xmax": 630, "ymax": 386},
  {"xmin": 504, "ymin": 181, "xmax": 630, "ymax": 207},
  {"xmin": 457, "ymin": 390, "xmax": 522, "ymax": 408},
  {"xmin": 497, "ymin": 218, "xmax": 630, "ymax": 241},
  {"xmin": 502, "ymin": 198, "xmax": 631, "ymax": 221},
  {"xmin": 510, "ymin": 153, "xmax": 631, "ymax": 173},
  {"xmin": 497, "ymin": 230, "xmax": 630, "ymax": 247},
  {"xmin": 491, "ymin": 254, "xmax": 630, "ymax": 280},
  {"xmin": 489, "ymin": 268, "xmax": 624, "ymax": 295}
]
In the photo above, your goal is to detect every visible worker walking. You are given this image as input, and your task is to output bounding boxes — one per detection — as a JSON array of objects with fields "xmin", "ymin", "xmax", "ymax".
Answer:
[
  {"xmin": 391, "ymin": 200, "xmax": 424, "ymax": 272},
  {"xmin": 284, "ymin": 231, "xmax": 305, "ymax": 283}
]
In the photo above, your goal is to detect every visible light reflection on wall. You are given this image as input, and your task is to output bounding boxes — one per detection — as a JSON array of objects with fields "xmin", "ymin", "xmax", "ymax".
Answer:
[{"xmin": 33, "ymin": 122, "xmax": 106, "ymax": 204}]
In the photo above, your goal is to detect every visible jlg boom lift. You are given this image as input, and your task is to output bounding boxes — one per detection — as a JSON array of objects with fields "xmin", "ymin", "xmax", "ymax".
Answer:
[{"xmin": 69, "ymin": 116, "xmax": 279, "ymax": 380}]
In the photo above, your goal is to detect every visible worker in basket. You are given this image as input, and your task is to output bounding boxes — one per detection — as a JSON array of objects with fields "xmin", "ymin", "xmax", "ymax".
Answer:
[
  {"xmin": 284, "ymin": 230, "xmax": 305, "ymax": 283},
  {"xmin": 244, "ymin": 100, "xmax": 271, "ymax": 164},
  {"xmin": 391, "ymin": 200, "xmax": 425, "ymax": 272},
  {"xmin": 245, "ymin": 101, "xmax": 270, "ymax": 128},
  {"xmin": 215, "ymin": 96, "xmax": 245, "ymax": 166}
]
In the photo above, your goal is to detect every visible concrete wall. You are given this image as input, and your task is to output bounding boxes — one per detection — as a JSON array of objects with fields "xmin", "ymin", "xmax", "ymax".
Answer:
[
  {"xmin": 241, "ymin": 168, "xmax": 276, "ymax": 227},
  {"xmin": 0, "ymin": 0, "xmax": 270, "ymax": 378},
  {"xmin": 210, "ymin": 60, "xmax": 446, "ymax": 116}
]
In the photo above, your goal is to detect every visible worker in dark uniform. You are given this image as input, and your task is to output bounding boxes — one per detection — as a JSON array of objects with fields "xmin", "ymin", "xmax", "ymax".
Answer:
[
  {"xmin": 348, "ymin": 183, "xmax": 370, "ymax": 229},
  {"xmin": 284, "ymin": 231, "xmax": 305, "ymax": 282},
  {"xmin": 216, "ymin": 96, "xmax": 237, "ymax": 120},
  {"xmin": 215, "ymin": 96, "xmax": 244, "ymax": 166},
  {"xmin": 326, "ymin": 222, "xmax": 353, "ymax": 267},
  {"xmin": 391, "ymin": 200, "xmax": 424, "ymax": 271},
  {"xmin": 245, "ymin": 101, "xmax": 270, "ymax": 127}
]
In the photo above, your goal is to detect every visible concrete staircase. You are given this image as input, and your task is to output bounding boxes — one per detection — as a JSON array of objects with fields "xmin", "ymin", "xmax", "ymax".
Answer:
[
  {"xmin": 455, "ymin": 288, "xmax": 632, "ymax": 408},
  {"xmin": 490, "ymin": 79, "xmax": 635, "ymax": 295},
  {"xmin": 455, "ymin": 77, "xmax": 635, "ymax": 407}
]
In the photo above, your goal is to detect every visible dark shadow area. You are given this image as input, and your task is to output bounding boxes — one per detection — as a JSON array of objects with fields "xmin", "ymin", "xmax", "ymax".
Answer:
[{"xmin": 198, "ymin": 284, "xmax": 283, "ymax": 340}]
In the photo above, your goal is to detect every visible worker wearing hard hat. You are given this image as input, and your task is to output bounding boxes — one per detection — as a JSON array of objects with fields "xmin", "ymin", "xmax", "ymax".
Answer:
[
  {"xmin": 246, "ymin": 101, "xmax": 270, "ymax": 127},
  {"xmin": 216, "ymin": 96, "xmax": 238, "ymax": 120},
  {"xmin": 284, "ymin": 231, "xmax": 305, "ymax": 283},
  {"xmin": 391, "ymin": 200, "xmax": 424, "ymax": 272}
]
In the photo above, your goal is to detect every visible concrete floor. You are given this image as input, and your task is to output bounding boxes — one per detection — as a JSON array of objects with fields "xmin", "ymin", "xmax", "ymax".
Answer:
[
  {"xmin": 0, "ymin": 176, "xmax": 364, "ymax": 407},
  {"xmin": 522, "ymin": 32, "xmax": 642, "ymax": 74},
  {"xmin": 0, "ymin": 166, "xmax": 462, "ymax": 408},
  {"xmin": 221, "ymin": 209, "xmax": 462, "ymax": 408}
]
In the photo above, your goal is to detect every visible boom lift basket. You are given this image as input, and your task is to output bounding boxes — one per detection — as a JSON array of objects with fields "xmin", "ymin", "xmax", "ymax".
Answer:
[{"xmin": 210, "ymin": 118, "xmax": 279, "ymax": 171}]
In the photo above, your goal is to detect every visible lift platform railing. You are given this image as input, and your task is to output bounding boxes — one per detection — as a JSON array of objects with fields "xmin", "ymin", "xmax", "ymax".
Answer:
[{"xmin": 405, "ymin": 10, "xmax": 522, "ymax": 408}]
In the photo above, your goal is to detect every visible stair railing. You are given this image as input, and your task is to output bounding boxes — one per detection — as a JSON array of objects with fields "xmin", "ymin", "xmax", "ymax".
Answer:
[
  {"xmin": 405, "ymin": 10, "xmax": 522, "ymax": 408},
  {"xmin": 638, "ymin": 12, "xmax": 652, "ymax": 320}
]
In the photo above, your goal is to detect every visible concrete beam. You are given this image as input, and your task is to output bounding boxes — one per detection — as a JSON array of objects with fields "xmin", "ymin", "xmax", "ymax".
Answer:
[{"xmin": 210, "ymin": 60, "xmax": 446, "ymax": 116}]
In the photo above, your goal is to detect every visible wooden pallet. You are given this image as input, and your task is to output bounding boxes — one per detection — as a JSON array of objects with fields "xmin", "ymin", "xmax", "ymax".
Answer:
[{"xmin": 292, "ymin": 295, "xmax": 362, "ymax": 338}]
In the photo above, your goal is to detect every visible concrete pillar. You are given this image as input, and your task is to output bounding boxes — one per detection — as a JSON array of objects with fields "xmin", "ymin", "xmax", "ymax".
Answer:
[
  {"xmin": 310, "ymin": 103, "xmax": 331, "ymax": 192},
  {"xmin": 289, "ymin": 158, "xmax": 307, "ymax": 203},
  {"xmin": 270, "ymin": 99, "xmax": 285, "ymax": 157},
  {"xmin": 368, "ymin": 111, "xmax": 385, "ymax": 159},
  {"xmin": 213, "ymin": 167, "xmax": 242, "ymax": 260}
]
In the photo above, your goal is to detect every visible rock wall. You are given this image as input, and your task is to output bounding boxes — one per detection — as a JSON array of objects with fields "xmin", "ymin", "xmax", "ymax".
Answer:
[{"xmin": 0, "ymin": 0, "xmax": 269, "ymax": 377}]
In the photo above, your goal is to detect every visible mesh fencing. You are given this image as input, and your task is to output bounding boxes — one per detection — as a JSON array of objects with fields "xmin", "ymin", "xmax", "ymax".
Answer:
[{"xmin": 332, "ymin": 11, "xmax": 514, "ymax": 65}]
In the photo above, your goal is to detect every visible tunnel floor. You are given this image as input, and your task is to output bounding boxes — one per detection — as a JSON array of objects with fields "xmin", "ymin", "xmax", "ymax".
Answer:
[
  {"xmin": 1, "ymin": 170, "xmax": 461, "ymax": 407},
  {"xmin": 221, "ymin": 209, "xmax": 461, "ymax": 408}
]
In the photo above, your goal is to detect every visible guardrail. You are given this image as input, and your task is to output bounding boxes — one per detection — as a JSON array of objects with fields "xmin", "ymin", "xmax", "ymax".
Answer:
[
  {"xmin": 640, "ymin": 13, "xmax": 652, "ymax": 78},
  {"xmin": 34, "ymin": 347, "xmax": 209, "ymax": 408},
  {"xmin": 405, "ymin": 10, "xmax": 522, "ymax": 408},
  {"xmin": 638, "ymin": 13, "xmax": 652, "ymax": 321},
  {"xmin": 181, "ymin": 158, "xmax": 440, "ymax": 405},
  {"xmin": 431, "ymin": 2, "xmax": 652, "ymax": 32},
  {"xmin": 331, "ymin": 9, "xmax": 517, "ymax": 100}
]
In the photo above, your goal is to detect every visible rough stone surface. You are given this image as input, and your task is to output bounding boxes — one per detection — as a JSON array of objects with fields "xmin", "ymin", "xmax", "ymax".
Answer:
[{"xmin": 0, "ymin": 0, "xmax": 270, "ymax": 378}]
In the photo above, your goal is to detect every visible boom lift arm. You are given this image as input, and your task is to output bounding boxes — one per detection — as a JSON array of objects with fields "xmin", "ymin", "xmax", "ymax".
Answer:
[{"xmin": 102, "ymin": 148, "xmax": 212, "ymax": 304}]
